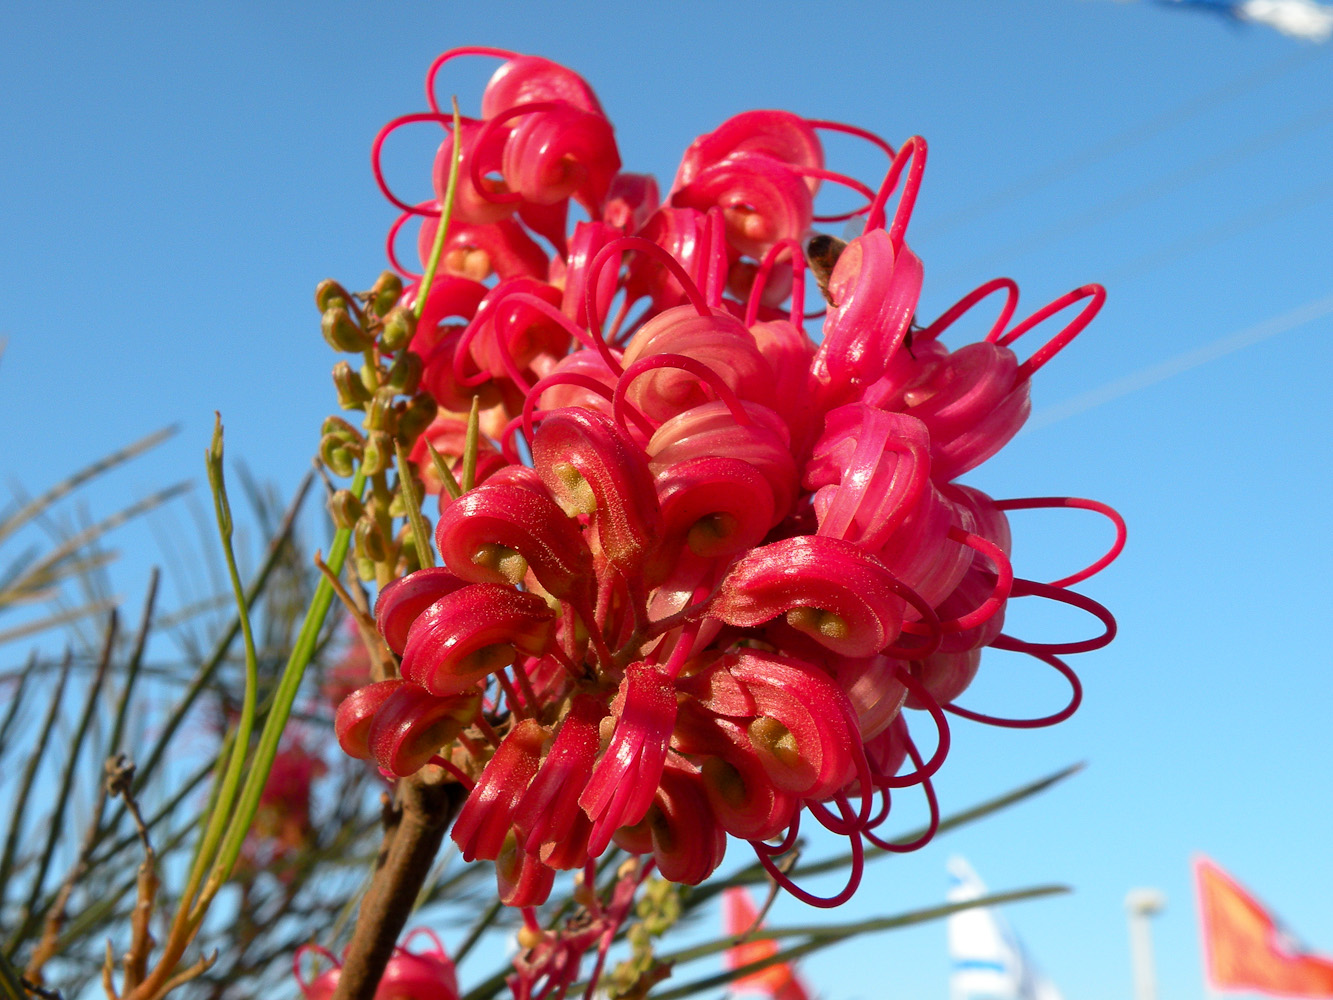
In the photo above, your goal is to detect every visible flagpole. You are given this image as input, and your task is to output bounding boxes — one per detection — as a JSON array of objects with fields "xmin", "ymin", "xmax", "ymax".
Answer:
[{"xmin": 1126, "ymin": 889, "xmax": 1167, "ymax": 1000}]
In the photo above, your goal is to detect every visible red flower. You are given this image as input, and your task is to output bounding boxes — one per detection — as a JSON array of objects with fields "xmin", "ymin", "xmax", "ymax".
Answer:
[{"xmin": 341, "ymin": 46, "xmax": 1124, "ymax": 910}]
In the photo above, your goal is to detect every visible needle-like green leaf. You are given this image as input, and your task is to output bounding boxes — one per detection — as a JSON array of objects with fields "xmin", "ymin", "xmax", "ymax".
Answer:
[
  {"xmin": 648, "ymin": 885, "xmax": 1070, "ymax": 1000},
  {"xmin": 0, "ymin": 427, "xmax": 176, "ymax": 548}
]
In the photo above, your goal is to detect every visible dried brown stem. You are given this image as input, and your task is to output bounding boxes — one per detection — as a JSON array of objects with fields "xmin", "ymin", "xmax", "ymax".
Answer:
[
  {"xmin": 157, "ymin": 952, "xmax": 217, "ymax": 996},
  {"xmin": 23, "ymin": 820, "xmax": 85, "ymax": 982},
  {"xmin": 344, "ymin": 562, "xmax": 395, "ymax": 685},
  {"xmin": 24, "ymin": 588, "xmax": 150, "ymax": 983},
  {"xmin": 20, "ymin": 976, "xmax": 65, "ymax": 1000},
  {"xmin": 314, "ymin": 551, "xmax": 376, "ymax": 635},
  {"xmin": 104, "ymin": 756, "xmax": 159, "ymax": 999},
  {"xmin": 102, "ymin": 943, "xmax": 118, "ymax": 1000},
  {"xmin": 330, "ymin": 773, "xmax": 466, "ymax": 1000},
  {"xmin": 313, "ymin": 551, "xmax": 394, "ymax": 682}
]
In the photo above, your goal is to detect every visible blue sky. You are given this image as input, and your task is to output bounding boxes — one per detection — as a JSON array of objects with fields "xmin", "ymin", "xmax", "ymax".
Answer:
[{"xmin": 2, "ymin": 3, "xmax": 1331, "ymax": 1000}]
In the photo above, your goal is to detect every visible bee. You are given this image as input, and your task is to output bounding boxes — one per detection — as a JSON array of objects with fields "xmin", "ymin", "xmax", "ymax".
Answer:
[
  {"xmin": 804, "ymin": 233, "xmax": 846, "ymax": 307},
  {"xmin": 805, "ymin": 233, "xmax": 917, "ymax": 358}
]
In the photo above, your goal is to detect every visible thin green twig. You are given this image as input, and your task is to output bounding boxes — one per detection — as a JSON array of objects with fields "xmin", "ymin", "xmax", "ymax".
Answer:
[
  {"xmin": 8, "ymin": 614, "xmax": 117, "ymax": 950},
  {"xmin": 0, "ymin": 427, "xmax": 177, "ymax": 548},
  {"xmin": 129, "ymin": 471, "xmax": 312, "ymax": 795},
  {"xmin": 461, "ymin": 396, "xmax": 480, "ymax": 494},
  {"xmin": 648, "ymin": 885, "xmax": 1070, "ymax": 1000},
  {"xmin": 107, "ymin": 571, "xmax": 158, "ymax": 762},
  {"xmin": 394, "ymin": 440, "xmax": 434, "ymax": 570},
  {"xmin": 0, "ymin": 654, "xmax": 72, "ymax": 896},
  {"xmin": 0, "ymin": 655, "xmax": 34, "ymax": 759},
  {"xmin": 202, "ymin": 467, "xmax": 365, "ymax": 902},
  {"xmin": 424, "ymin": 442, "xmax": 462, "ymax": 501},
  {"xmin": 179, "ymin": 418, "xmax": 263, "ymax": 915},
  {"xmin": 413, "ymin": 99, "xmax": 462, "ymax": 322}
]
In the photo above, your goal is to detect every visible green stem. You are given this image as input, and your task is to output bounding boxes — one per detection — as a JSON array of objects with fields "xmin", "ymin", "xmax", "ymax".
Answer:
[
  {"xmin": 648, "ymin": 886, "xmax": 1069, "ymax": 1000},
  {"xmin": 461, "ymin": 395, "xmax": 480, "ymax": 493},
  {"xmin": 424, "ymin": 441, "xmax": 462, "ymax": 501},
  {"xmin": 181, "ymin": 416, "xmax": 262, "ymax": 911},
  {"xmin": 197, "ymin": 466, "xmax": 367, "ymax": 913},
  {"xmin": 0, "ymin": 658, "xmax": 33, "ymax": 767},
  {"xmin": 414, "ymin": 99, "xmax": 463, "ymax": 321},
  {"xmin": 0, "ymin": 948, "xmax": 24, "ymax": 1000},
  {"xmin": 0, "ymin": 656, "xmax": 71, "ymax": 897},
  {"xmin": 394, "ymin": 440, "xmax": 435, "ymax": 569},
  {"xmin": 129, "ymin": 471, "xmax": 312, "ymax": 797}
]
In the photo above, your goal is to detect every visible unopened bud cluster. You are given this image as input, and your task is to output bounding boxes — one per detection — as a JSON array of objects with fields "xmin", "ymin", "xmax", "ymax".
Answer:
[
  {"xmin": 329, "ymin": 49, "xmax": 1124, "ymax": 909},
  {"xmin": 316, "ymin": 276, "xmax": 439, "ymax": 586}
]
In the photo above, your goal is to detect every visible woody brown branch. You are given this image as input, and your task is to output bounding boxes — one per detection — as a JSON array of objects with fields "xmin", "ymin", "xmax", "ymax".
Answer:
[{"xmin": 331, "ymin": 771, "xmax": 466, "ymax": 1000}]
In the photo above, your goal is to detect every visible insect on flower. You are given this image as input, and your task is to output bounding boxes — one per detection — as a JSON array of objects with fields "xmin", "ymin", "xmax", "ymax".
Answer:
[{"xmin": 804, "ymin": 233, "xmax": 847, "ymax": 306}]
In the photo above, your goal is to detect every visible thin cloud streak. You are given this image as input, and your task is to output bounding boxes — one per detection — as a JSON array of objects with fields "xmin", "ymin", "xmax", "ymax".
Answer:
[{"xmin": 1026, "ymin": 290, "xmax": 1333, "ymax": 431}]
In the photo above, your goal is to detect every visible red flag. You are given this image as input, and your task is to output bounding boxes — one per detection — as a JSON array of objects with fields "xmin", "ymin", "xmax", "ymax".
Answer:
[
  {"xmin": 722, "ymin": 888, "xmax": 812, "ymax": 1000},
  {"xmin": 1195, "ymin": 856, "xmax": 1333, "ymax": 997}
]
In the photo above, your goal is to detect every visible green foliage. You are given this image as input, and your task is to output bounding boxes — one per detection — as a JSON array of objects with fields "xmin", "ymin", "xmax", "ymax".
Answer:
[{"xmin": 0, "ymin": 438, "xmax": 391, "ymax": 998}]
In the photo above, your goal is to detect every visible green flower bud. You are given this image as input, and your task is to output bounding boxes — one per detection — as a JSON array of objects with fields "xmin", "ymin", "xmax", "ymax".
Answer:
[
  {"xmin": 355, "ymin": 555, "xmax": 377, "ymax": 582},
  {"xmin": 355, "ymin": 516, "xmax": 389, "ymax": 564},
  {"xmin": 329, "ymin": 489, "xmax": 363, "ymax": 530},
  {"xmin": 360, "ymin": 361, "xmax": 379, "ymax": 394},
  {"xmin": 361, "ymin": 430, "xmax": 394, "ymax": 476},
  {"xmin": 319, "ymin": 434, "xmax": 360, "ymax": 478},
  {"xmin": 397, "ymin": 392, "xmax": 438, "ymax": 448},
  {"xmin": 315, "ymin": 278, "xmax": 350, "ymax": 313},
  {"xmin": 380, "ymin": 306, "xmax": 417, "ymax": 353},
  {"xmin": 370, "ymin": 271, "xmax": 404, "ymax": 317},
  {"xmin": 366, "ymin": 388, "xmax": 400, "ymax": 433},
  {"xmin": 386, "ymin": 350, "xmax": 423, "ymax": 396},
  {"xmin": 333, "ymin": 361, "xmax": 372, "ymax": 410},
  {"xmin": 322, "ymin": 306, "xmax": 373, "ymax": 353},
  {"xmin": 321, "ymin": 416, "xmax": 364, "ymax": 445}
]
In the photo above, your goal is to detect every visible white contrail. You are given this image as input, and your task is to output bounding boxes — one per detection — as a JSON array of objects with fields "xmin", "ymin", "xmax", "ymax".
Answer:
[
  {"xmin": 917, "ymin": 44, "xmax": 1323, "ymax": 241},
  {"xmin": 1025, "ymin": 290, "xmax": 1333, "ymax": 431}
]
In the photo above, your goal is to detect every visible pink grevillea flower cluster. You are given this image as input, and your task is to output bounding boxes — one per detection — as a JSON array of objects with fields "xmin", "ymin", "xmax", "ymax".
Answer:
[
  {"xmin": 296, "ymin": 929, "xmax": 458, "ymax": 1000},
  {"xmin": 335, "ymin": 47, "xmax": 1125, "ymax": 909}
]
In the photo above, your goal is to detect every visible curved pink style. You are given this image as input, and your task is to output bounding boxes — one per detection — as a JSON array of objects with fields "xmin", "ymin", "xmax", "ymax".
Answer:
[
  {"xmin": 532, "ymin": 407, "xmax": 662, "ymax": 574},
  {"xmin": 711, "ymin": 536, "xmax": 907, "ymax": 658},
  {"xmin": 435, "ymin": 481, "xmax": 594, "ymax": 604},
  {"xmin": 399, "ymin": 583, "xmax": 555, "ymax": 694},
  {"xmin": 367, "ymin": 684, "xmax": 481, "ymax": 777},
  {"xmin": 375, "ymin": 567, "xmax": 469, "ymax": 656}
]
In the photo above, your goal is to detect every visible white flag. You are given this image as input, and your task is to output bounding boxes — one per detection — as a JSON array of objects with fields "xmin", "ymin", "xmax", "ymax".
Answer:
[{"xmin": 947, "ymin": 856, "xmax": 1062, "ymax": 1000}]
